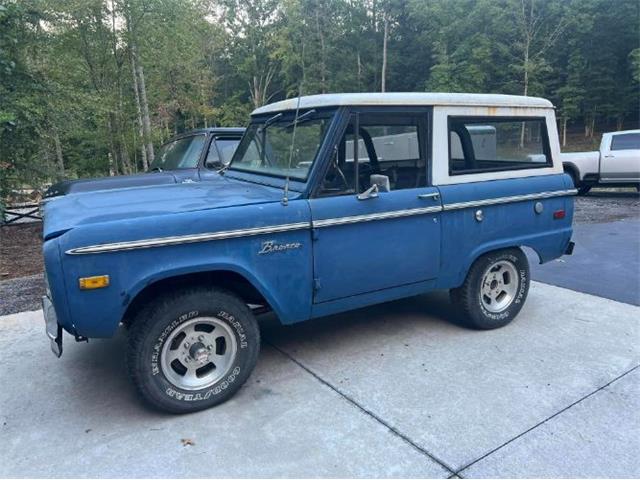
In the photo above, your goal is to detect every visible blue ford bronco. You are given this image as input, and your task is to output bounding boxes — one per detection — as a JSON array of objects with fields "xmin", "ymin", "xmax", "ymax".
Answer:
[{"xmin": 42, "ymin": 93, "xmax": 576, "ymax": 413}]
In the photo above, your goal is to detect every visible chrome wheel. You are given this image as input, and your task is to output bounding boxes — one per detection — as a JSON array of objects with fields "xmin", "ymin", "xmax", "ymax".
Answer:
[
  {"xmin": 160, "ymin": 317, "xmax": 237, "ymax": 391},
  {"xmin": 480, "ymin": 260, "xmax": 519, "ymax": 313}
]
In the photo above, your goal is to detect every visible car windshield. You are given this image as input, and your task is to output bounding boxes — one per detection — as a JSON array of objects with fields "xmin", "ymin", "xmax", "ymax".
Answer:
[
  {"xmin": 150, "ymin": 134, "xmax": 206, "ymax": 171},
  {"xmin": 229, "ymin": 110, "xmax": 334, "ymax": 180}
]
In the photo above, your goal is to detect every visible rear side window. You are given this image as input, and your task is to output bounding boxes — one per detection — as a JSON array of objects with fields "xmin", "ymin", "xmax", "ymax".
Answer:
[
  {"xmin": 611, "ymin": 133, "xmax": 640, "ymax": 151},
  {"xmin": 449, "ymin": 117, "xmax": 551, "ymax": 175}
]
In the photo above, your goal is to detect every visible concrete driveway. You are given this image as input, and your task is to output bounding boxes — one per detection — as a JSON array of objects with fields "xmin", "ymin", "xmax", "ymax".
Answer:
[{"xmin": 1, "ymin": 282, "xmax": 638, "ymax": 478}]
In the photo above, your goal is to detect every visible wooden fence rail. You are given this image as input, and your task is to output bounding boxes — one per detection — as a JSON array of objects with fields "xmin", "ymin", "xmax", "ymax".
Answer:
[{"xmin": 1, "ymin": 204, "xmax": 42, "ymax": 226}]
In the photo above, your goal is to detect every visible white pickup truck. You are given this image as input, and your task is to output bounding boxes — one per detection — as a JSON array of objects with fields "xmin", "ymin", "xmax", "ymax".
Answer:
[{"xmin": 561, "ymin": 130, "xmax": 640, "ymax": 194}]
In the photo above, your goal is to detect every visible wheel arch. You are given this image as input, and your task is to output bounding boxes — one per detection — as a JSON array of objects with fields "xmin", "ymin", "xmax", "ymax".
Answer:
[
  {"xmin": 122, "ymin": 266, "xmax": 282, "ymax": 327},
  {"xmin": 562, "ymin": 162, "xmax": 581, "ymax": 184}
]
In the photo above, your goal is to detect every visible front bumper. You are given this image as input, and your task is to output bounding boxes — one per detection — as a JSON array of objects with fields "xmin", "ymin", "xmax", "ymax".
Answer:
[{"xmin": 42, "ymin": 296, "xmax": 63, "ymax": 357}]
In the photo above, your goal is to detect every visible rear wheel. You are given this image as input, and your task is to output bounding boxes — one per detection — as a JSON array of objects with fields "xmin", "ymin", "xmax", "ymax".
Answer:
[
  {"xmin": 451, "ymin": 248, "xmax": 530, "ymax": 330},
  {"xmin": 127, "ymin": 287, "xmax": 260, "ymax": 413}
]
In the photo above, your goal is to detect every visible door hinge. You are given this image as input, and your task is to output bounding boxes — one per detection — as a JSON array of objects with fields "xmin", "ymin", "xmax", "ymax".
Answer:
[
  {"xmin": 312, "ymin": 228, "xmax": 320, "ymax": 241},
  {"xmin": 313, "ymin": 278, "xmax": 321, "ymax": 291}
]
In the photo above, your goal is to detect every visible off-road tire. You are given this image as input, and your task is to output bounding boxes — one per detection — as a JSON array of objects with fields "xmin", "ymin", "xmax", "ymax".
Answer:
[
  {"xmin": 450, "ymin": 248, "xmax": 530, "ymax": 330},
  {"xmin": 127, "ymin": 287, "xmax": 260, "ymax": 414}
]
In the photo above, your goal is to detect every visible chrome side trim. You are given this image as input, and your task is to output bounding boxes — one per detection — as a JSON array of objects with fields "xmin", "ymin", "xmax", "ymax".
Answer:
[
  {"xmin": 66, "ymin": 189, "xmax": 576, "ymax": 255},
  {"xmin": 443, "ymin": 189, "xmax": 577, "ymax": 211},
  {"xmin": 313, "ymin": 206, "xmax": 443, "ymax": 228},
  {"xmin": 66, "ymin": 222, "xmax": 310, "ymax": 255}
]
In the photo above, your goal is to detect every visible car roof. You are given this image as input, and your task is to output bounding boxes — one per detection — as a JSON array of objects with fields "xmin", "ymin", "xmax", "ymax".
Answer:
[
  {"xmin": 252, "ymin": 92, "xmax": 553, "ymax": 116},
  {"xmin": 608, "ymin": 129, "xmax": 640, "ymax": 135},
  {"xmin": 188, "ymin": 127, "xmax": 245, "ymax": 135},
  {"xmin": 164, "ymin": 127, "xmax": 245, "ymax": 143}
]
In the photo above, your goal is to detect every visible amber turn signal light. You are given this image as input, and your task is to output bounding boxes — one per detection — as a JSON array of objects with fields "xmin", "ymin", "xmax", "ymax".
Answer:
[{"xmin": 79, "ymin": 275, "xmax": 110, "ymax": 290}]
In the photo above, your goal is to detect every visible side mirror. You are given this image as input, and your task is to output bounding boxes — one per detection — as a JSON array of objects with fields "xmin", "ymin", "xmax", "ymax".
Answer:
[
  {"xmin": 357, "ymin": 183, "xmax": 379, "ymax": 201},
  {"xmin": 370, "ymin": 174, "xmax": 391, "ymax": 193}
]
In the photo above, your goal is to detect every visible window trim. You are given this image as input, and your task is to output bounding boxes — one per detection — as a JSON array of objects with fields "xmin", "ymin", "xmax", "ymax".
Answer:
[
  {"xmin": 312, "ymin": 108, "xmax": 430, "ymax": 198},
  {"xmin": 447, "ymin": 115, "xmax": 553, "ymax": 176}
]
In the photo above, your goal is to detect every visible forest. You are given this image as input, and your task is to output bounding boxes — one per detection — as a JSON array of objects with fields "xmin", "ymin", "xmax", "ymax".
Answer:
[{"xmin": 0, "ymin": 0, "xmax": 638, "ymax": 197}]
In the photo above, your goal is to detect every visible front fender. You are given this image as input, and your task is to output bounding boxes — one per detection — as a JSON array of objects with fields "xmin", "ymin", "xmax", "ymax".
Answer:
[{"xmin": 56, "ymin": 200, "xmax": 313, "ymax": 338}]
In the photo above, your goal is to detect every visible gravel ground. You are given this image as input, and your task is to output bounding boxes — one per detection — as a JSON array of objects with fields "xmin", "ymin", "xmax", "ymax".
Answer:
[
  {"xmin": 0, "ymin": 274, "xmax": 45, "ymax": 316},
  {"xmin": 0, "ymin": 189, "xmax": 637, "ymax": 317},
  {"xmin": 573, "ymin": 189, "xmax": 639, "ymax": 224}
]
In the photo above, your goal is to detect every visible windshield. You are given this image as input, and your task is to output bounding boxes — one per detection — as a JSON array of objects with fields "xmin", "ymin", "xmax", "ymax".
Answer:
[
  {"xmin": 151, "ymin": 134, "xmax": 206, "ymax": 171},
  {"xmin": 229, "ymin": 110, "xmax": 334, "ymax": 180}
]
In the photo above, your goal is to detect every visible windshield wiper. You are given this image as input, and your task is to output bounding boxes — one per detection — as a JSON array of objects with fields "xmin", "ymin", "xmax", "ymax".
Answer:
[
  {"xmin": 261, "ymin": 112, "xmax": 283, "ymax": 131},
  {"xmin": 285, "ymin": 109, "xmax": 316, "ymax": 129}
]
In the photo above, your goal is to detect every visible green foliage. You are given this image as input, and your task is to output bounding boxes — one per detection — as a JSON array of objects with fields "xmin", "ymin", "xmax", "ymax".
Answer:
[{"xmin": 0, "ymin": 0, "xmax": 638, "ymax": 196}]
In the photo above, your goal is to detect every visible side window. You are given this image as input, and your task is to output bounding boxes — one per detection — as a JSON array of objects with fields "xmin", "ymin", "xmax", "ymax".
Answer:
[
  {"xmin": 449, "ymin": 117, "xmax": 551, "ymax": 175},
  {"xmin": 205, "ymin": 138, "xmax": 241, "ymax": 169},
  {"xmin": 318, "ymin": 113, "xmax": 426, "ymax": 196},
  {"xmin": 611, "ymin": 133, "xmax": 640, "ymax": 151},
  {"xmin": 215, "ymin": 138, "xmax": 241, "ymax": 165},
  {"xmin": 205, "ymin": 140, "xmax": 223, "ymax": 170}
]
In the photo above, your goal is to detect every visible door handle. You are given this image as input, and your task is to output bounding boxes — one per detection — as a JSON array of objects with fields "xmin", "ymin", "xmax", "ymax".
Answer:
[{"xmin": 418, "ymin": 192, "xmax": 440, "ymax": 200}]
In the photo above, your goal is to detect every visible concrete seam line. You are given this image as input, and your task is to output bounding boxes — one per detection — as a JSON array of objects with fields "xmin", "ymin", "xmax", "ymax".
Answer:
[
  {"xmin": 267, "ymin": 341, "xmax": 457, "ymax": 476},
  {"xmin": 455, "ymin": 364, "xmax": 640, "ymax": 476}
]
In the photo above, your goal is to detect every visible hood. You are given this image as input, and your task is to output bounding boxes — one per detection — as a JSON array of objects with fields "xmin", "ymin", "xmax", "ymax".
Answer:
[
  {"xmin": 43, "ymin": 177, "xmax": 286, "ymax": 240},
  {"xmin": 44, "ymin": 171, "xmax": 182, "ymax": 198}
]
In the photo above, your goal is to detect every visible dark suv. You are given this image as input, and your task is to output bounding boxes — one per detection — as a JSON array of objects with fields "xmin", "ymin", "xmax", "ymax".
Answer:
[{"xmin": 44, "ymin": 128, "xmax": 244, "ymax": 198}]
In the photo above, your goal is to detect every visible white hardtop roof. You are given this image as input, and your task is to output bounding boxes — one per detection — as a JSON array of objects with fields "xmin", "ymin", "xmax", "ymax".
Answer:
[{"xmin": 252, "ymin": 92, "xmax": 553, "ymax": 115}]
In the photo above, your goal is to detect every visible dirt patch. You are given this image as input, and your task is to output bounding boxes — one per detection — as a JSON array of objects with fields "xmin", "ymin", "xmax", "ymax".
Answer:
[{"xmin": 0, "ymin": 223, "xmax": 44, "ymax": 280}]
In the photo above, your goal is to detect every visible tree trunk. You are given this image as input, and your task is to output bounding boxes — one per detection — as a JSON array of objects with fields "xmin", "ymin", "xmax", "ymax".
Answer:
[
  {"xmin": 381, "ymin": 13, "xmax": 388, "ymax": 93},
  {"xmin": 137, "ymin": 62, "xmax": 154, "ymax": 164},
  {"xmin": 130, "ymin": 48, "xmax": 148, "ymax": 170},
  {"xmin": 108, "ymin": 152, "xmax": 115, "ymax": 177},
  {"xmin": 357, "ymin": 50, "xmax": 362, "ymax": 90},
  {"xmin": 53, "ymin": 130, "xmax": 65, "ymax": 176},
  {"xmin": 107, "ymin": 114, "xmax": 121, "ymax": 175},
  {"xmin": 130, "ymin": 44, "xmax": 155, "ymax": 164},
  {"xmin": 562, "ymin": 116, "xmax": 567, "ymax": 147},
  {"xmin": 520, "ymin": 50, "xmax": 529, "ymax": 148},
  {"xmin": 315, "ymin": 8, "xmax": 327, "ymax": 93}
]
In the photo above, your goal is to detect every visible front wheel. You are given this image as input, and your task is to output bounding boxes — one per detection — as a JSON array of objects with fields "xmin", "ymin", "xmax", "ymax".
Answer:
[
  {"xmin": 127, "ymin": 287, "xmax": 260, "ymax": 413},
  {"xmin": 451, "ymin": 248, "xmax": 530, "ymax": 330}
]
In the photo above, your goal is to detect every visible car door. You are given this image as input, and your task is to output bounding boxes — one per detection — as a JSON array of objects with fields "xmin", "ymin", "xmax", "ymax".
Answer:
[
  {"xmin": 309, "ymin": 110, "xmax": 442, "ymax": 303},
  {"xmin": 600, "ymin": 132, "xmax": 640, "ymax": 183}
]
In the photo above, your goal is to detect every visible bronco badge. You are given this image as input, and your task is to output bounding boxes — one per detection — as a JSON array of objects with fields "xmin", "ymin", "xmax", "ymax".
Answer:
[{"xmin": 258, "ymin": 240, "xmax": 302, "ymax": 254}]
